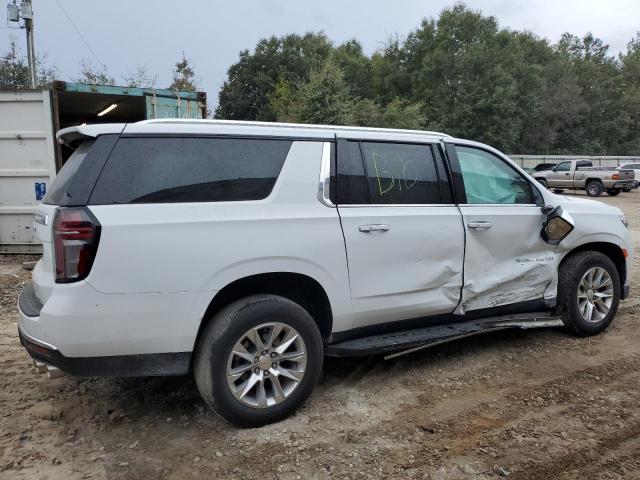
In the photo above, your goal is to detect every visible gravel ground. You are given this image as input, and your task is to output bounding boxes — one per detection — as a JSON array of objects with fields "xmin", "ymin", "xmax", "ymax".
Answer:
[{"xmin": 1, "ymin": 191, "xmax": 640, "ymax": 480}]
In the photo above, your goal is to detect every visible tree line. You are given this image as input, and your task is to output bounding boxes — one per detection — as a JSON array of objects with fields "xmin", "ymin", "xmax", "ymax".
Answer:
[
  {"xmin": 0, "ymin": 35, "xmax": 198, "ymax": 92},
  {"xmin": 1, "ymin": 3, "xmax": 638, "ymax": 154},
  {"xmin": 215, "ymin": 4, "xmax": 640, "ymax": 155}
]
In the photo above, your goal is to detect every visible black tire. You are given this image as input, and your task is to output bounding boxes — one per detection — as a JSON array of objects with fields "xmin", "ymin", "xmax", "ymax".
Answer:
[
  {"xmin": 557, "ymin": 251, "xmax": 620, "ymax": 336},
  {"xmin": 607, "ymin": 188, "xmax": 621, "ymax": 196},
  {"xmin": 536, "ymin": 179, "xmax": 548, "ymax": 189},
  {"xmin": 553, "ymin": 189, "xmax": 564, "ymax": 194},
  {"xmin": 586, "ymin": 180, "xmax": 604, "ymax": 197},
  {"xmin": 193, "ymin": 294, "xmax": 323, "ymax": 427}
]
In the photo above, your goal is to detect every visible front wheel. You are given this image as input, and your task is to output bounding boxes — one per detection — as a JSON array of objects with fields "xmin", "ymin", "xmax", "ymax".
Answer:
[
  {"xmin": 194, "ymin": 294, "xmax": 323, "ymax": 427},
  {"xmin": 558, "ymin": 251, "xmax": 620, "ymax": 336},
  {"xmin": 607, "ymin": 188, "xmax": 621, "ymax": 196},
  {"xmin": 536, "ymin": 179, "xmax": 548, "ymax": 189},
  {"xmin": 586, "ymin": 181, "xmax": 604, "ymax": 197}
]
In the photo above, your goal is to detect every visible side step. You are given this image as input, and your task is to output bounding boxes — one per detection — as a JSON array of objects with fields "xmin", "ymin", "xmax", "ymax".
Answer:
[{"xmin": 324, "ymin": 312, "xmax": 564, "ymax": 358}]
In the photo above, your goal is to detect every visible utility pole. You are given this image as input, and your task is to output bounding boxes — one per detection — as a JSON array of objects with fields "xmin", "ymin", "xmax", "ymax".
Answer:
[
  {"xmin": 22, "ymin": 0, "xmax": 36, "ymax": 88},
  {"xmin": 7, "ymin": 1, "xmax": 36, "ymax": 88}
]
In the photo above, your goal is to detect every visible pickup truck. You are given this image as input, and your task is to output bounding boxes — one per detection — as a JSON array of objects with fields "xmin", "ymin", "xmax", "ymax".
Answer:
[{"xmin": 533, "ymin": 160, "xmax": 635, "ymax": 197}]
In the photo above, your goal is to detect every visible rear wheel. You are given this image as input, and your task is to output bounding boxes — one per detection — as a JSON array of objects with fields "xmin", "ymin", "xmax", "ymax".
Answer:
[
  {"xmin": 194, "ymin": 294, "xmax": 323, "ymax": 427},
  {"xmin": 536, "ymin": 179, "xmax": 548, "ymax": 189},
  {"xmin": 586, "ymin": 181, "xmax": 604, "ymax": 197},
  {"xmin": 558, "ymin": 251, "xmax": 620, "ymax": 336},
  {"xmin": 607, "ymin": 188, "xmax": 621, "ymax": 196}
]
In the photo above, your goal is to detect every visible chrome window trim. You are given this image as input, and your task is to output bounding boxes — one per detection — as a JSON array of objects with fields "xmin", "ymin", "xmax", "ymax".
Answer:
[
  {"xmin": 459, "ymin": 204, "xmax": 538, "ymax": 207},
  {"xmin": 318, "ymin": 142, "xmax": 334, "ymax": 207},
  {"xmin": 337, "ymin": 204, "xmax": 458, "ymax": 208}
]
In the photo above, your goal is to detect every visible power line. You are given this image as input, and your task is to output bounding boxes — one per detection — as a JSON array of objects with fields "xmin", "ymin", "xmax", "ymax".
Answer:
[{"xmin": 53, "ymin": 0, "xmax": 105, "ymax": 67}]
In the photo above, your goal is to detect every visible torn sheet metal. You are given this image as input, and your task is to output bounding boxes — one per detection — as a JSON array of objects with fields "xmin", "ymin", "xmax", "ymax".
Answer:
[{"xmin": 456, "ymin": 205, "xmax": 559, "ymax": 314}]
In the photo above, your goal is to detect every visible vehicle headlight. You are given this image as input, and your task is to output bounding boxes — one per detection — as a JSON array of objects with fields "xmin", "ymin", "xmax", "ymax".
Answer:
[{"xmin": 620, "ymin": 214, "xmax": 629, "ymax": 228}]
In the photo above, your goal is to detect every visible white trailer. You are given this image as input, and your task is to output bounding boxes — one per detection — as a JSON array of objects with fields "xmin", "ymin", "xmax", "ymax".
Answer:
[
  {"xmin": 0, "ymin": 83, "xmax": 207, "ymax": 253},
  {"xmin": 0, "ymin": 90, "xmax": 56, "ymax": 253}
]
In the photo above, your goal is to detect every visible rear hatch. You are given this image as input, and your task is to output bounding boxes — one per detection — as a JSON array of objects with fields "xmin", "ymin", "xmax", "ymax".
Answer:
[
  {"xmin": 32, "ymin": 126, "xmax": 124, "ymax": 304},
  {"xmin": 33, "ymin": 140, "xmax": 95, "ymax": 303}
]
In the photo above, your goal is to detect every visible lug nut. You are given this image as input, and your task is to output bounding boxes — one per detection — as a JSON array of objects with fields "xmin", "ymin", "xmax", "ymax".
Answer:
[
  {"xmin": 262, "ymin": 350, "xmax": 268, "ymax": 355},
  {"xmin": 270, "ymin": 352, "xmax": 277, "ymax": 358},
  {"xmin": 254, "ymin": 357, "xmax": 259, "ymax": 363},
  {"xmin": 263, "ymin": 370, "xmax": 269, "ymax": 376},
  {"xmin": 254, "ymin": 367, "xmax": 260, "ymax": 374},
  {"xmin": 272, "ymin": 362, "xmax": 278, "ymax": 368}
]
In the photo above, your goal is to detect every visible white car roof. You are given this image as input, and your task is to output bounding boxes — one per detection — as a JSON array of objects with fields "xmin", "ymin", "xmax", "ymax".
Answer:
[{"xmin": 57, "ymin": 118, "xmax": 451, "ymax": 144}]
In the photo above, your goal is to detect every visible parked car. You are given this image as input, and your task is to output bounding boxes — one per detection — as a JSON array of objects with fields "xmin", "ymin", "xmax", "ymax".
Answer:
[
  {"xmin": 533, "ymin": 163, "xmax": 557, "ymax": 172},
  {"xmin": 18, "ymin": 120, "xmax": 633, "ymax": 427},
  {"xmin": 533, "ymin": 160, "xmax": 634, "ymax": 196},
  {"xmin": 618, "ymin": 163, "xmax": 640, "ymax": 190}
]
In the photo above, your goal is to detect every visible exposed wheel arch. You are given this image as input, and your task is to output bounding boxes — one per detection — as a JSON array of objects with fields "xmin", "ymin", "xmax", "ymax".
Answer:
[
  {"xmin": 559, "ymin": 242, "xmax": 627, "ymax": 288},
  {"xmin": 192, "ymin": 272, "xmax": 333, "ymax": 363}
]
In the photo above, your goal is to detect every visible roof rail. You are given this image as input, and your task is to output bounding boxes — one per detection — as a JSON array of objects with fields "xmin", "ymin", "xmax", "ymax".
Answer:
[{"xmin": 138, "ymin": 118, "xmax": 451, "ymax": 138}]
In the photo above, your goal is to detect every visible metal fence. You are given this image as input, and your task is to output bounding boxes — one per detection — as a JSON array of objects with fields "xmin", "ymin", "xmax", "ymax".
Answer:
[{"xmin": 509, "ymin": 155, "xmax": 640, "ymax": 169}]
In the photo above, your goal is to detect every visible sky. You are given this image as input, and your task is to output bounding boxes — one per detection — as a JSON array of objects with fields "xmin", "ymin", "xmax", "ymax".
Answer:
[{"xmin": 2, "ymin": 0, "xmax": 639, "ymax": 107}]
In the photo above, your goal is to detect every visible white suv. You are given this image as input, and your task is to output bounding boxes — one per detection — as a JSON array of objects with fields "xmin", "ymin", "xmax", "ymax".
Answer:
[{"xmin": 19, "ymin": 119, "xmax": 633, "ymax": 427}]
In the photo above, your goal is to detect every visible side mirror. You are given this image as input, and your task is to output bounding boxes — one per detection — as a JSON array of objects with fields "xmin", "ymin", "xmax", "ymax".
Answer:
[{"xmin": 541, "ymin": 206, "xmax": 574, "ymax": 245}]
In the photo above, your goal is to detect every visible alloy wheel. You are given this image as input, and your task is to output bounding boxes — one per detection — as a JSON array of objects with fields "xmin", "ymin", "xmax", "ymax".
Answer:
[
  {"xmin": 577, "ymin": 266, "xmax": 614, "ymax": 323},
  {"xmin": 226, "ymin": 322, "xmax": 307, "ymax": 408}
]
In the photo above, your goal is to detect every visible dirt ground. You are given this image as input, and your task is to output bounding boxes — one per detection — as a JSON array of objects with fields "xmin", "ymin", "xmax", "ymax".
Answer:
[{"xmin": 2, "ymin": 192, "xmax": 640, "ymax": 480}]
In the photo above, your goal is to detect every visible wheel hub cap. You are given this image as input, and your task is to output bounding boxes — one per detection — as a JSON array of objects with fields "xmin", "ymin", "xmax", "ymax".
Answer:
[
  {"xmin": 577, "ymin": 267, "xmax": 614, "ymax": 323},
  {"xmin": 226, "ymin": 322, "xmax": 307, "ymax": 408}
]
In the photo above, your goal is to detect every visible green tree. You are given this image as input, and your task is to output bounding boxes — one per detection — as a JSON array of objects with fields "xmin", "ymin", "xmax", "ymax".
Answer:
[
  {"xmin": 618, "ymin": 32, "xmax": 640, "ymax": 154},
  {"xmin": 0, "ymin": 36, "xmax": 57, "ymax": 89},
  {"xmin": 271, "ymin": 58, "xmax": 354, "ymax": 125},
  {"xmin": 216, "ymin": 33, "xmax": 333, "ymax": 120},
  {"xmin": 169, "ymin": 53, "xmax": 198, "ymax": 92},
  {"xmin": 123, "ymin": 64, "xmax": 157, "ymax": 88},
  {"xmin": 74, "ymin": 60, "xmax": 115, "ymax": 86}
]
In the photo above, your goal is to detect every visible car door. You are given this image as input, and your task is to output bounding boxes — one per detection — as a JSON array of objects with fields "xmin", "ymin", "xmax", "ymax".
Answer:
[
  {"xmin": 445, "ymin": 144, "xmax": 557, "ymax": 314},
  {"xmin": 336, "ymin": 135, "xmax": 465, "ymax": 329},
  {"xmin": 548, "ymin": 161, "xmax": 572, "ymax": 187}
]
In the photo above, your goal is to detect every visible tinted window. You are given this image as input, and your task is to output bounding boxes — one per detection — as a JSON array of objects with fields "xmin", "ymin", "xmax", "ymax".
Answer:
[
  {"xmin": 44, "ymin": 140, "xmax": 94, "ymax": 205},
  {"xmin": 455, "ymin": 146, "xmax": 533, "ymax": 204},
  {"xmin": 336, "ymin": 140, "xmax": 370, "ymax": 204},
  {"xmin": 89, "ymin": 137, "xmax": 291, "ymax": 204},
  {"xmin": 555, "ymin": 161, "xmax": 571, "ymax": 172},
  {"xmin": 359, "ymin": 142, "xmax": 441, "ymax": 204}
]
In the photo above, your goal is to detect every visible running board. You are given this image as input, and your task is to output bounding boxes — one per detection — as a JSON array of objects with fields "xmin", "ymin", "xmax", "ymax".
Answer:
[{"xmin": 324, "ymin": 312, "xmax": 564, "ymax": 358}]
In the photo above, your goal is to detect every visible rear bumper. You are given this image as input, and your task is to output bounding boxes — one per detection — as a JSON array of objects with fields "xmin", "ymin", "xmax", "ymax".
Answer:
[
  {"xmin": 19, "ymin": 327, "xmax": 190, "ymax": 377},
  {"xmin": 17, "ymin": 283, "xmax": 192, "ymax": 377},
  {"xmin": 611, "ymin": 181, "xmax": 635, "ymax": 189}
]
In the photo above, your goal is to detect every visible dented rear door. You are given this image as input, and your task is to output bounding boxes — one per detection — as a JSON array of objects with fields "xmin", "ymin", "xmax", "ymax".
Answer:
[{"xmin": 448, "ymin": 144, "xmax": 557, "ymax": 314}]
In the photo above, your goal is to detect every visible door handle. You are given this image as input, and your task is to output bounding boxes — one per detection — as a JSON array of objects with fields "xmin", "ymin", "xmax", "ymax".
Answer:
[
  {"xmin": 565, "ymin": 173, "xmax": 570, "ymax": 176},
  {"xmin": 467, "ymin": 221, "xmax": 492, "ymax": 230},
  {"xmin": 359, "ymin": 224, "xmax": 390, "ymax": 232}
]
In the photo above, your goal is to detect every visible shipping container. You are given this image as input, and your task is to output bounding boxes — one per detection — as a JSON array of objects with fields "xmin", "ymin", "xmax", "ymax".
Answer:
[{"xmin": 0, "ymin": 82, "xmax": 207, "ymax": 253}]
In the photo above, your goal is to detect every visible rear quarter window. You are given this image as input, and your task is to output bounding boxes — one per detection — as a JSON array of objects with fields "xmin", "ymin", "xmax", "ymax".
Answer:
[
  {"xmin": 89, "ymin": 137, "xmax": 292, "ymax": 204},
  {"xmin": 43, "ymin": 140, "xmax": 94, "ymax": 205}
]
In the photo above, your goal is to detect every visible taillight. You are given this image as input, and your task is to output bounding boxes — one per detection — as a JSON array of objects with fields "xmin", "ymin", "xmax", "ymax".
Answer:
[
  {"xmin": 612, "ymin": 173, "xmax": 620, "ymax": 180},
  {"xmin": 53, "ymin": 207, "xmax": 101, "ymax": 283}
]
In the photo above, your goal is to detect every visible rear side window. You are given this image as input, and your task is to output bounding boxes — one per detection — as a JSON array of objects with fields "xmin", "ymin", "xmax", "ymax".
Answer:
[
  {"xmin": 360, "ymin": 142, "xmax": 441, "ymax": 204},
  {"xmin": 337, "ymin": 140, "xmax": 443, "ymax": 205},
  {"xmin": 89, "ymin": 137, "xmax": 292, "ymax": 204},
  {"xmin": 44, "ymin": 140, "xmax": 94, "ymax": 205}
]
